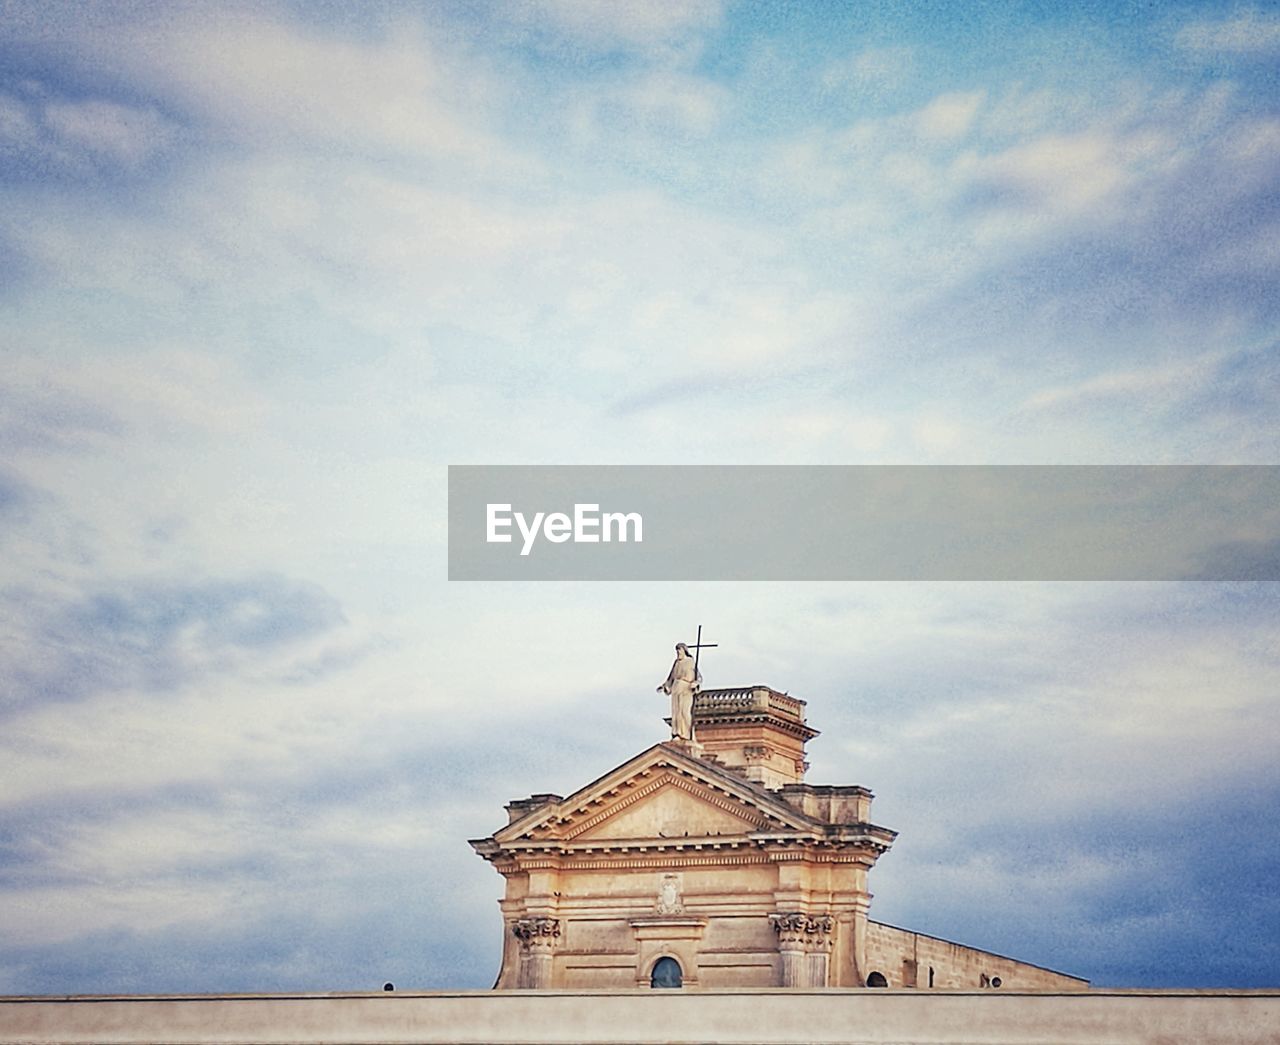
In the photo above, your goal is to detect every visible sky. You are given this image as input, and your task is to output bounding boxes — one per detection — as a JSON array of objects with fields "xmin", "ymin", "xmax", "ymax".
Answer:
[{"xmin": 0, "ymin": 0, "xmax": 1278, "ymax": 994}]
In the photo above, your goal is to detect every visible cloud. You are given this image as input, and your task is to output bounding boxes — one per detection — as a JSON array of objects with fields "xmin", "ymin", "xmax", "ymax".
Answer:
[
  {"xmin": 41, "ymin": 97, "xmax": 174, "ymax": 167},
  {"xmin": 0, "ymin": 746, "xmax": 506, "ymax": 990},
  {"xmin": 885, "ymin": 780, "xmax": 1280, "ymax": 987},
  {"xmin": 812, "ymin": 584, "xmax": 1280, "ymax": 816},
  {"xmin": 1017, "ymin": 357, "xmax": 1217, "ymax": 414},
  {"xmin": 609, "ymin": 70, "xmax": 727, "ymax": 135},
  {"xmin": 12, "ymin": 8, "xmax": 528, "ymax": 173},
  {"xmin": 1179, "ymin": 340, "xmax": 1280, "ymax": 421},
  {"xmin": 820, "ymin": 46, "xmax": 914, "ymax": 97},
  {"xmin": 961, "ymin": 127, "xmax": 1169, "ymax": 225},
  {"xmin": 0, "ymin": 472, "xmax": 28, "ymax": 514},
  {"xmin": 0, "ymin": 575, "xmax": 345, "ymax": 714},
  {"xmin": 0, "ymin": 0, "xmax": 1276, "ymax": 998},
  {"xmin": 502, "ymin": 0, "xmax": 722, "ymax": 55},
  {"xmin": 0, "ymin": 378, "xmax": 123, "ymax": 454},
  {"xmin": 1014, "ymin": 342, "xmax": 1280, "ymax": 462},
  {"xmin": 0, "ymin": 350, "xmax": 266, "ymax": 455},
  {"xmin": 1176, "ymin": 9, "xmax": 1280, "ymax": 55},
  {"xmin": 914, "ymin": 90, "xmax": 984, "ymax": 140},
  {"xmin": 1189, "ymin": 538, "xmax": 1280, "ymax": 581},
  {"xmin": 0, "ymin": 652, "xmax": 626, "ymax": 990},
  {"xmin": 802, "ymin": 583, "xmax": 1280, "ymax": 985},
  {"xmin": 1, "ymin": 579, "xmax": 1276, "ymax": 991},
  {"xmin": 0, "ymin": 86, "xmax": 176, "ymax": 181}
]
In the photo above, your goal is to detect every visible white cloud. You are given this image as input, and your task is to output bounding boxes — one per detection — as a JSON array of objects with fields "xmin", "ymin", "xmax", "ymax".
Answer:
[
  {"xmin": 627, "ymin": 283, "xmax": 860, "ymax": 375},
  {"xmin": 914, "ymin": 90, "xmax": 985, "ymax": 140},
  {"xmin": 615, "ymin": 70, "xmax": 727, "ymax": 134},
  {"xmin": 1176, "ymin": 9, "xmax": 1280, "ymax": 55},
  {"xmin": 965, "ymin": 129, "xmax": 1156, "ymax": 219},
  {"xmin": 828, "ymin": 584, "xmax": 1280, "ymax": 833},
  {"xmin": 820, "ymin": 46, "xmax": 914, "ymax": 97},
  {"xmin": 909, "ymin": 416, "xmax": 967, "ymax": 455},
  {"xmin": 0, "ymin": 89, "xmax": 174, "ymax": 174},
  {"xmin": 3, "ymin": 348, "xmax": 268, "ymax": 444},
  {"xmin": 977, "ymin": 83, "xmax": 1069, "ymax": 140},
  {"xmin": 1, "ymin": 0, "xmax": 1278, "ymax": 994},
  {"xmin": 771, "ymin": 411, "xmax": 892, "ymax": 458},
  {"xmin": 0, "ymin": 92, "xmax": 35, "ymax": 146},
  {"xmin": 1018, "ymin": 357, "xmax": 1218, "ymax": 414},
  {"xmin": 82, "ymin": 11, "xmax": 529, "ymax": 172},
  {"xmin": 506, "ymin": 0, "xmax": 722, "ymax": 52},
  {"xmin": 41, "ymin": 98, "xmax": 174, "ymax": 168}
]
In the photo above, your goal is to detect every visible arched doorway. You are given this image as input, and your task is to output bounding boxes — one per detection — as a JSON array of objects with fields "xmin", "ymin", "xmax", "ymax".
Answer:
[
  {"xmin": 650, "ymin": 956, "xmax": 683, "ymax": 989},
  {"xmin": 866, "ymin": 971, "xmax": 888, "ymax": 988}
]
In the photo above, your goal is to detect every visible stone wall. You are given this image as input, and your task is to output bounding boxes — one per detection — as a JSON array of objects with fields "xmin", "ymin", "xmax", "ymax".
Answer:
[
  {"xmin": 2, "ymin": 989, "xmax": 1278, "ymax": 1044},
  {"xmin": 500, "ymin": 859, "xmax": 872, "ymax": 989},
  {"xmin": 864, "ymin": 921, "xmax": 1087, "ymax": 990}
]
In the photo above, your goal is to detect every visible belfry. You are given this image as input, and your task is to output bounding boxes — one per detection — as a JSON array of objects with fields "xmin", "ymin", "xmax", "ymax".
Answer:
[{"xmin": 470, "ymin": 648, "xmax": 1086, "ymax": 992}]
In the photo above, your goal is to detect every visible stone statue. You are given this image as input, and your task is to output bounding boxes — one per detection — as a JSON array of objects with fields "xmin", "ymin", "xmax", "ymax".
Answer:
[{"xmin": 657, "ymin": 642, "xmax": 700, "ymax": 741}]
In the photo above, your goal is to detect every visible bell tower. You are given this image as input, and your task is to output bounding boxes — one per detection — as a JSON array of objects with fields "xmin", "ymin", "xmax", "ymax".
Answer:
[{"xmin": 692, "ymin": 686, "xmax": 818, "ymax": 789}]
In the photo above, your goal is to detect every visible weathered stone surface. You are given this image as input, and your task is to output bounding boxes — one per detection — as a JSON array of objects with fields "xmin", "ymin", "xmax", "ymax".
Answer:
[
  {"xmin": 3, "ymin": 990, "xmax": 1279, "ymax": 1044},
  {"xmin": 865, "ymin": 922, "xmax": 1085, "ymax": 991},
  {"xmin": 470, "ymin": 736, "xmax": 896, "ymax": 990}
]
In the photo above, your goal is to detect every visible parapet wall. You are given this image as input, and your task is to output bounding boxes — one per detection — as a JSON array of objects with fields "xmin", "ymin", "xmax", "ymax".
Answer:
[
  {"xmin": 864, "ymin": 920, "xmax": 1087, "ymax": 990},
  {"xmin": 2, "ymin": 989, "xmax": 1278, "ymax": 1044}
]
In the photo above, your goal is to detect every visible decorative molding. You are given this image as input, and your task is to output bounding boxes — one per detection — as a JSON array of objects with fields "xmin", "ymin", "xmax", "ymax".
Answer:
[
  {"xmin": 558, "ymin": 775, "xmax": 669, "ymax": 838},
  {"xmin": 549, "ymin": 853, "xmax": 775, "ymax": 870},
  {"xmin": 488, "ymin": 842, "xmax": 885, "ymax": 871}
]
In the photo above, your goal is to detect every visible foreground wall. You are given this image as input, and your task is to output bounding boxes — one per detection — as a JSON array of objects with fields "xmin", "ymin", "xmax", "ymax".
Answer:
[{"xmin": 2, "ymin": 989, "xmax": 1279, "ymax": 1044}]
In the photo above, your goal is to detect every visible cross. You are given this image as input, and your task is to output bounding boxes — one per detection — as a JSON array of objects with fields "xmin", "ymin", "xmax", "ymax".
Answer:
[{"xmin": 684, "ymin": 624, "xmax": 718, "ymax": 676}]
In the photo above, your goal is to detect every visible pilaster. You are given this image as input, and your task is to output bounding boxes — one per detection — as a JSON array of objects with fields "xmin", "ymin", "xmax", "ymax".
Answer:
[
  {"xmin": 770, "ymin": 912, "xmax": 835, "ymax": 987},
  {"xmin": 512, "ymin": 917, "xmax": 560, "ymax": 989}
]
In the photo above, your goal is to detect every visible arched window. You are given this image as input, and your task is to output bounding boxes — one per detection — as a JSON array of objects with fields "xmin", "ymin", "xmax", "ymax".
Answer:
[
  {"xmin": 651, "ymin": 956, "xmax": 683, "ymax": 989},
  {"xmin": 866, "ymin": 971, "xmax": 888, "ymax": 988}
]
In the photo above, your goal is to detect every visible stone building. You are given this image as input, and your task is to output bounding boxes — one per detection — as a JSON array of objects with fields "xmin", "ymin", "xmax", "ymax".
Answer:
[{"xmin": 470, "ymin": 684, "xmax": 1086, "ymax": 992}]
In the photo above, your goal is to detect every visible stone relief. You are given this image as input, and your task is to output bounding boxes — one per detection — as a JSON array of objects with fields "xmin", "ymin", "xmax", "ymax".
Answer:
[{"xmin": 656, "ymin": 874, "xmax": 684, "ymax": 915}]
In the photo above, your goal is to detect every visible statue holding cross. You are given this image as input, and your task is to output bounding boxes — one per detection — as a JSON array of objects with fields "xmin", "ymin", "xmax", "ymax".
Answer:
[{"xmin": 657, "ymin": 627, "xmax": 717, "ymax": 742}]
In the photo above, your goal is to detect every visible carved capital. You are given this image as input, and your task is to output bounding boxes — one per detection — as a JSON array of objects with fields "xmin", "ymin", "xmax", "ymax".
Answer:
[
  {"xmin": 770, "ymin": 912, "xmax": 834, "ymax": 949},
  {"xmin": 512, "ymin": 917, "xmax": 560, "ymax": 949},
  {"xmin": 808, "ymin": 914, "xmax": 835, "ymax": 950}
]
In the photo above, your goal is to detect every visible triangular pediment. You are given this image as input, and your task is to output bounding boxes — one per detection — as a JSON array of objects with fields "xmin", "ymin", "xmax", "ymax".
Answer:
[
  {"xmin": 493, "ymin": 743, "xmax": 821, "ymax": 846},
  {"xmin": 570, "ymin": 772, "xmax": 767, "ymax": 841}
]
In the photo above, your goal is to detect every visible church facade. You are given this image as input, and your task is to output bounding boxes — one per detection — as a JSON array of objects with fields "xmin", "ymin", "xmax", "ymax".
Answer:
[{"xmin": 470, "ymin": 682, "xmax": 1086, "ymax": 992}]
